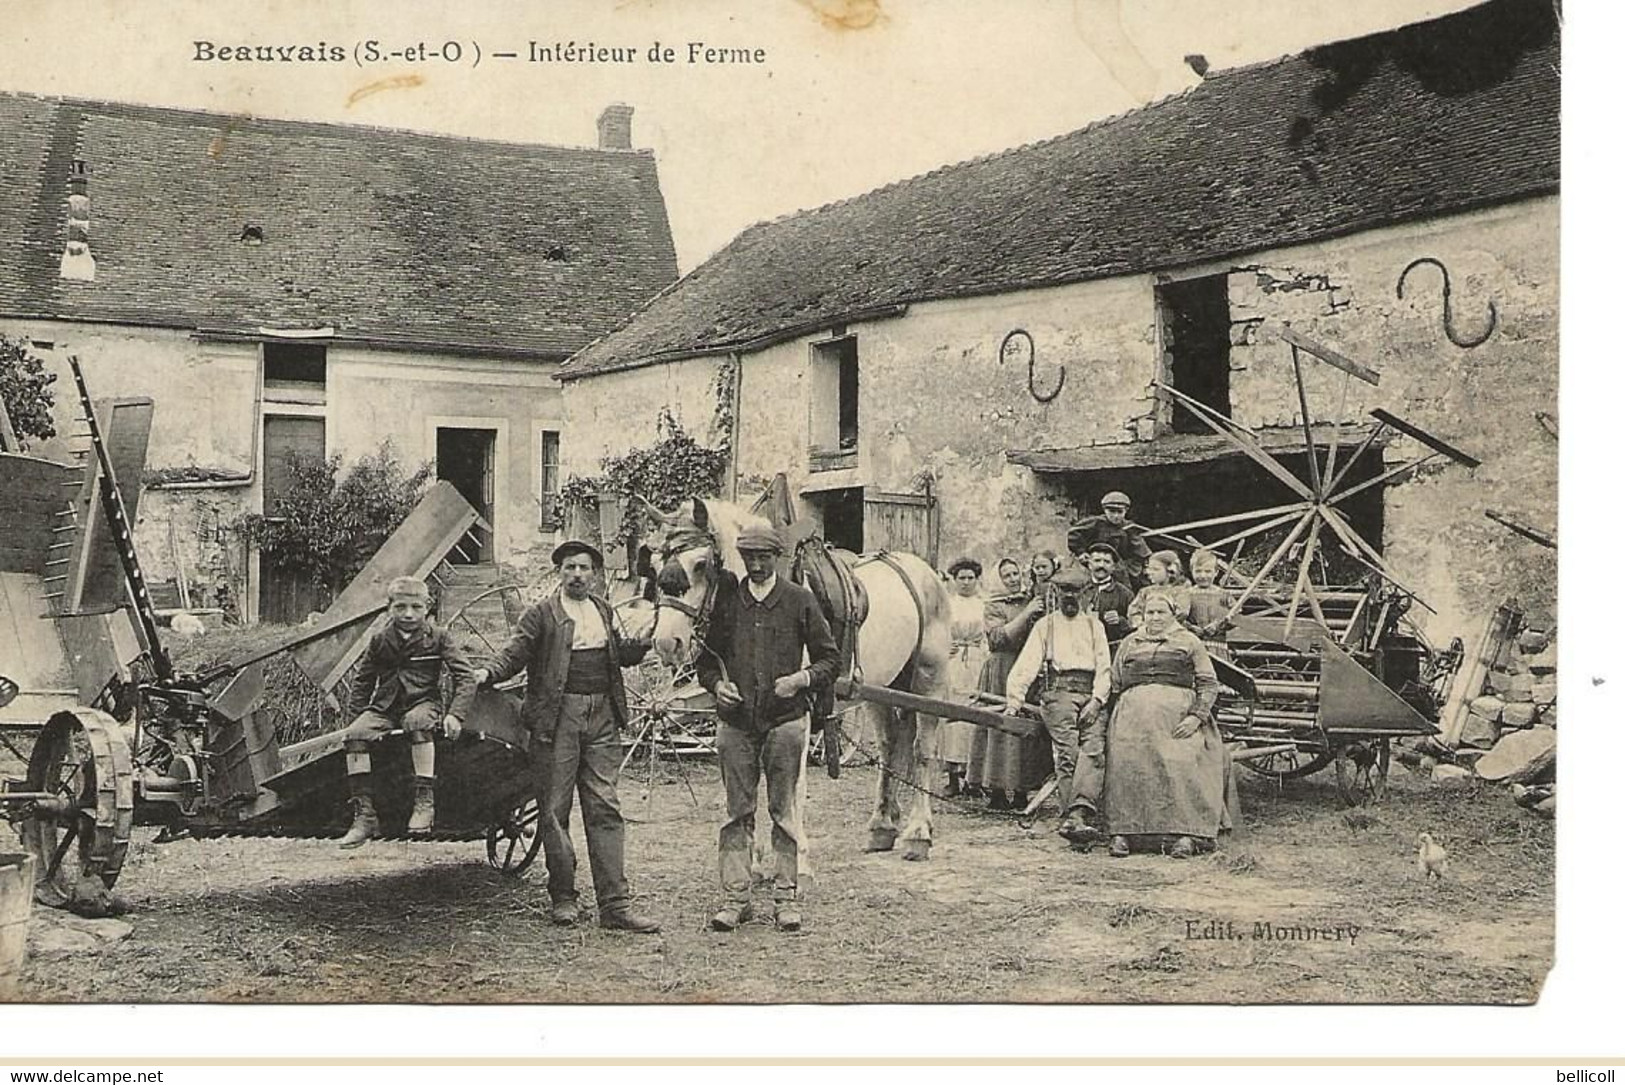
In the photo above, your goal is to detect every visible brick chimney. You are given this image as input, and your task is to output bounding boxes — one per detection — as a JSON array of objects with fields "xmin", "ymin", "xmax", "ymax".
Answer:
[
  {"xmin": 596, "ymin": 103, "xmax": 634, "ymax": 151},
  {"xmin": 59, "ymin": 159, "xmax": 96, "ymax": 282}
]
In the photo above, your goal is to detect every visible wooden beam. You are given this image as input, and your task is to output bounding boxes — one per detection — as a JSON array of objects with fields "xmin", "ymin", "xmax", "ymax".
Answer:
[
  {"xmin": 834, "ymin": 679, "xmax": 1040, "ymax": 739},
  {"xmin": 1485, "ymin": 509, "xmax": 1556, "ymax": 550},
  {"xmin": 1368, "ymin": 408, "xmax": 1481, "ymax": 468},
  {"xmin": 1279, "ymin": 326, "xmax": 1380, "ymax": 386}
]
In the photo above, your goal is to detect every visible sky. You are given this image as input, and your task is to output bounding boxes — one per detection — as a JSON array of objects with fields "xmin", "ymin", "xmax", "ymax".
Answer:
[{"xmin": 3, "ymin": 0, "xmax": 1485, "ymax": 272}]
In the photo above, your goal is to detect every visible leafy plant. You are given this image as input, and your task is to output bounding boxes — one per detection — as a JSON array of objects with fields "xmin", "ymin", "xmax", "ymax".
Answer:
[
  {"xmin": 0, "ymin": 334, "xmax": 57, "ymax": 448},
  {"xmin": 241, "ymin": 441, "xmax": 433, "ymax": 594},
  {"xmin": 560, "ymin": 408, "xmax": 727, "ymax": 546}
]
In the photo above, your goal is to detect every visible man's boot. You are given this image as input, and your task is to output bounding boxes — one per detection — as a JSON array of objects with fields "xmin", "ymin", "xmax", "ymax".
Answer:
[
  {"xmin": 339, "ymin": 779, "xmax": 379, "ymax": 849},
  {"xmin": 599, "ymin": 906, "xmax": 661, "ymax": 933},
  {"xmin": 407, "ymin": 776, "xmax": 435, "ymax": 835}
]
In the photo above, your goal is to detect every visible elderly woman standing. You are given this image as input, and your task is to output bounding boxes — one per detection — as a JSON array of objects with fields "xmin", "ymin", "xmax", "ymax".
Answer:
[
  {"xmin": 941, "ymin": 557, "xmax": 988, "ymax": 795},
  {"xmin": 1101, "ymin": 591, "xmax": 1236, "ymax": 859},
  {"xmin": 968, "ymin": 556, "xmax": 1053, "ymax": 810}
]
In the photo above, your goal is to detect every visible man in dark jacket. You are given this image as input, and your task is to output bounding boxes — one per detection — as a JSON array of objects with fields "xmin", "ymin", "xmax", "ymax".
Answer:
[
  {"xmin": 1066, "ymin": 491, "xmax": 1153, "ymax": 589},
  {"xmin": 475, "ymin": 540, "xmax": 659, "ymax": 933},
  {"xmin": 697, "ymin": 523, "xmax": 839, "ymax": 932},
  {"xmin": 1084, "ymin": 542, "xmax": 1137, "ymax": 645}
]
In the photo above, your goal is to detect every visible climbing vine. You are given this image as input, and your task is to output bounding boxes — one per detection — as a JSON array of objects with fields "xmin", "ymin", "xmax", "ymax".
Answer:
[{"xmin": 560, "ymin": 408, "xmax": 728, "ymax": 547}]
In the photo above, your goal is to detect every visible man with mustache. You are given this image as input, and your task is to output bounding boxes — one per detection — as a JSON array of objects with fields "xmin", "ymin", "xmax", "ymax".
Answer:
[{"xmin": 1004, "ymin": 566, "xmax": 1113, "ymax": 848}]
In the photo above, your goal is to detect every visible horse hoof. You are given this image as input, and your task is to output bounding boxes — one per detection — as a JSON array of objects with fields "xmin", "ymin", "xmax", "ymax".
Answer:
[
  {"xmin": 902, "ymin": 840, "xmax": 932, "ymax": 862},
  {"xmin": 865, "ymin": 830, "xmax": 897, "ymax": 853}
]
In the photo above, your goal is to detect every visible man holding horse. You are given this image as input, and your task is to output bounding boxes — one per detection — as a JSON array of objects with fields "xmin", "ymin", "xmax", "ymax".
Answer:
[
  {"xmin": 696, "ymin": 523, "xmax": 840, "ymax": 932},
  {"xmin": 473, "ymin": 539, "xmax": 662, "ymax": 934}
]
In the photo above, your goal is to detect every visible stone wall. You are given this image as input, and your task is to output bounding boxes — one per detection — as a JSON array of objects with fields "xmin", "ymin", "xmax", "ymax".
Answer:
[
  {"xmin": 559, "ymin": 196, "xmax": 1557, "ymax": 644},
  {"xmin": 0, "ymin": 318, "xmax": 566, "ymax": 613}
]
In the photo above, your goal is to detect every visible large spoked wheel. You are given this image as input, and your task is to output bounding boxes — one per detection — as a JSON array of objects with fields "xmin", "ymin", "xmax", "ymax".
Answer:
[
  {"xmin": 1333, "ymin": 737, "xmax": 1391, "ymax": 807},
  {"xmin": 485, "ymin": 792, "xmax": 545, "ymax": 875},
  {"xmin": 1237, "ymin": 743, "xmax": 1336, "ymax": 781},
  {"xmin": 446, "ymin": 584, "xmax": 528, "ymax": 663},
  {"xmin": 21, "ymin": 710, "xmax": 134, "ymax": 911}
]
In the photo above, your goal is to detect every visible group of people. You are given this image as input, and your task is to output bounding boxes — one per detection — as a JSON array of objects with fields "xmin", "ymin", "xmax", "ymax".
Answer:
[
  {"xmin": 331, "ymin": 526, "xmax": 837, "ymax": 935},
  {"xmin": 939, "ymin": 491, "xmax": 1240, "ymax": 860},
  {"xmin": 326, "ymin": 488, "xmax": 1237, "ymax": 936}
]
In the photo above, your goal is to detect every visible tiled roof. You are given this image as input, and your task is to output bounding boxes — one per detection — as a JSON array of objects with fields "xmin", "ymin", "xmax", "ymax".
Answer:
[
  {"xmin": 0, "ymin": 95, "xmax": 678, "ymax": 358},
  {"xmin": 560, "ymin": 0, "xmax": 1558, "ymax": 380}
]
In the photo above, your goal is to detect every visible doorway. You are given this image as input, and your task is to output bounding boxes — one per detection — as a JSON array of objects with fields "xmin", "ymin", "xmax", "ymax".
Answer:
[
  {"xmin": 436, "ymin": 427, "xmax": 497, "ymax": 564},
  {"xmin": 259, "ymin": 415, "xmax": 327, "ymax": 622}
]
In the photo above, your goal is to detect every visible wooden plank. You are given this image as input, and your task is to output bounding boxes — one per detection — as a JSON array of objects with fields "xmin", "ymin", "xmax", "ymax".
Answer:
[
  {"xmin": 0, "ymin": 573, "xmax": 72, "ymax": 690},
  {"xmin": 1368, "ymin": 408, "xmax": 1481, "ymax": 468},
  {"xmin": 1279, "ymin": 326, "xmax": 1380, "ymax": 386},
  {"xmin": 78, "ymin": 399, "xmax": 156, "ymax": 611},
  {"xmin": 1439, "ymin": 602, "xmax": 1519, "ymax": 748},
  {"xmin": 1485, "ymin": 510, "xmax": 1556, "ymax": 550},
  {"xmin": 833, "ymin": 678, "xmax": 1040, "ymax": 738},
  {"xmin": 291, "ymin": 481, "xmax": 479, "ymax": 691}
]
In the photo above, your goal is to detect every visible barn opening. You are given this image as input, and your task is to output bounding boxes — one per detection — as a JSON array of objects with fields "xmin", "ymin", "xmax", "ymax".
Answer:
[
  {"xmin": 1157, "ymin": 273, "xmax": 1231, "ymax": 434},
  {"xmin": 805, "ymin": 486, "xmax": 865, "ymax": 553},
  {"xmin": 809, "ymin": 336, "xmax": 860, "ymax": 457},
  {"xmin": 436, "ymin": 427, "xmax": 497, "ymax": 564},
  {"xmin": 1018, "ymin": 434, "xmax": 1388, "ymax": 585}
]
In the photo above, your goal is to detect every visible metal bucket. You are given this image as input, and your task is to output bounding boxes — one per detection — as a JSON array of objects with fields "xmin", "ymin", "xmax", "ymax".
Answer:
[{"xmin": 0, "ymin": 852, "xmax": 35, "ymax": 997}]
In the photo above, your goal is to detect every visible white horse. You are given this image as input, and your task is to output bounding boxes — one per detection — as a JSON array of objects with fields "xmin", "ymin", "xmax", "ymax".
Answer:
[{"xmin": 644, "ymin": 497, "xmax": 957, "ymax": 860}]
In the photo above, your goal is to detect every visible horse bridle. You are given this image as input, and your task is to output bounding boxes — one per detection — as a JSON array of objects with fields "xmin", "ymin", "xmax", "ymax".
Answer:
[{"xmin": 652, "ymin": 527, "xmax": 724, "ymax": 667}]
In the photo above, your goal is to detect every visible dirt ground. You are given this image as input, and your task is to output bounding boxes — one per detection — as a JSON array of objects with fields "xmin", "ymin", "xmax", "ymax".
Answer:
[{"xmin": 4, "ymin": 754, "xmax": 1552, "ymax": 1004}]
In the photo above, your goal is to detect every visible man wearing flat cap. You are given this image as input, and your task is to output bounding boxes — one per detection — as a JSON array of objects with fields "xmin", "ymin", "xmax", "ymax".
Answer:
[
  {"xmin": 475, "ymin": 539, "xmax": 661, "ymax": 933},
  {"xmin": 1066, "ymin": 491, "xmax": 1153, "ymax": 590},
  {"xmin": 696, "ymin": 521, "xmax": 840, "ymax": 932},
  {"xmin": 1005, "ymin": 565, "xmax": 1113, "ymax": 847},
  {"xmin": 1084, "ymin": 541, "xmax": 1137, "ymax": 646}
]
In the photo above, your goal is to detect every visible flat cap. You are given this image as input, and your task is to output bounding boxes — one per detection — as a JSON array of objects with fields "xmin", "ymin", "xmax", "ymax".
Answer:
[
  {"xmin": 551, "ymin": 539, "xmax": 605, "ymax": 568},
  {"xmin": 1100, "ymin": 490, "xmax": 1132, "ymax": 508},
  {"xmin": 1085, "ymin": 541, "xmax": 1120, "ymax": 559},
  {"xmin": 735, "ymin": 523, "xmax": 785, "ymax": 554}
]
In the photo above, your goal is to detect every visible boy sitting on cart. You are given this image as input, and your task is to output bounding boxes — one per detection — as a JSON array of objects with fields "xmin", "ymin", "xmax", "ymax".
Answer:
[{"xmin": 338, "ymin": 576, "xmax": 476, "ymax": 848}]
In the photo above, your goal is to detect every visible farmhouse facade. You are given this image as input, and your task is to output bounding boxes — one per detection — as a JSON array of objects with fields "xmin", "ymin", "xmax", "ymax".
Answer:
[
  {"xmin": 0, "ymin": 95, "xmax": 677, "ymax": 620},
  {"xmin": 557, "ymin": 0, "xmax": 1558, "ymax": 641}
]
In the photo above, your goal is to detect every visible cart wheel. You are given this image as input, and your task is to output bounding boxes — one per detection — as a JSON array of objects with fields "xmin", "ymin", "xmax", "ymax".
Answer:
[
  {"xmin": 486, "ymin": 793, "xmax": 544, "ymax": 875},
  {"xmin": 21, "ymin": 710, "xmax": 134, "ymax": 912},
  {"xmin": 1333, "ymin": 738, "xmax": 1390, "ymax": 807},
  {"xmin": 447, "ymin": 584, "xmax": 528, "ymax": 664},
  {"xmin": 1237, "ymin": 745, "xmax": 1336, "ymax": 781}
]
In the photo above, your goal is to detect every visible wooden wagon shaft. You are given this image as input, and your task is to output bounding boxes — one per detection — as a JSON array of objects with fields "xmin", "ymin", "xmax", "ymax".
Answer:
[{"xmin": 834, "ymin": 679, "xmax": 1040, "ymax": 739}]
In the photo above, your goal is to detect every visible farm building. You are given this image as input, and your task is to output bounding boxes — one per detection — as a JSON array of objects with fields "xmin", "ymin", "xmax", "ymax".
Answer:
[
  {"xmin": 556, "ymin": 0, "xmax": 1558, "ymax": 641},
  {"xmin": 0, "ymin": 96, "xmax": 677, "ymax": 620}
]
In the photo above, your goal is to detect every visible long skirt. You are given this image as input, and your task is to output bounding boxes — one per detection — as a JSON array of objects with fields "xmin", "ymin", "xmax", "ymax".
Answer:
[
  {"xmin": 938, "ymin": 643, "xmax": 985, "ymax": 765},
  {"xmin": 1101, "ymin": 683, "xmax": 1238, "ymax": 841},
  {"xmin": 966, "ymin": 651, "xmax": 1052, "ymax": 792}
]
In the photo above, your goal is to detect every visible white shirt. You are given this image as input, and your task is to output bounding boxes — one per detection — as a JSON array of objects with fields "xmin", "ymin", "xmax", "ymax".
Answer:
[
  {"xmin": 560, "ymin": 593, "xmax": 609, "ymax": 649},
  {"xmin": 1005, "ymin": 611, "xmax": 1113, "ymax": 704},
  {"xmin": 746, "ymin": 572, "xmax": 778, "ymax": 603}
]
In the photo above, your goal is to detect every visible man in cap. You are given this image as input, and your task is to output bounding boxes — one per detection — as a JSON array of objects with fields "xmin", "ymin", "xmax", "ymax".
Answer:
[
  {"xmin": 1084, "ymin": 541, "xmax": 1137, "ymax": 646},
  {"xmin": 696, "ymin": 522, "xmax": 840, "ymax": 932},
  {"xmin": 1066, "ymin": 491, "xmax": 1153, "ymax": 589},
  {"xmin": 474, "ymin": 539, "xmax": 661, "ymax": 933},
  {"xmin": 1004, "ymin": 565, "xmax": 1113, "ymax": 847}
]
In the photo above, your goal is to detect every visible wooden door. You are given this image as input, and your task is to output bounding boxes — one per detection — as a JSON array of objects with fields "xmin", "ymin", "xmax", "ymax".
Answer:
[
  {"xmin": 259, "ymin": 416, "xmax": 328, "ymax": 623},
  {"xmin": 863, "ymin": 488, "xmax": 939, "ymax": 566}
]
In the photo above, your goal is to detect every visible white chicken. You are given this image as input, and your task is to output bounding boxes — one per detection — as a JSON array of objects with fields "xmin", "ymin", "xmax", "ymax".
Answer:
[{"xmin": 1416, "ymin": 832, "xmax": 1448, "ymax": 880}]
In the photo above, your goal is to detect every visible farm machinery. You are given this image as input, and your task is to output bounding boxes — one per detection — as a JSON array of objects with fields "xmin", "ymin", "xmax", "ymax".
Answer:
[
  {"xmin": 1143, "ymin": 328, "xmax": 1473, "ymax": 804},
  {"xmin": 0, "ymin": 359, "xmax": 546, "ymax": 913}
]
